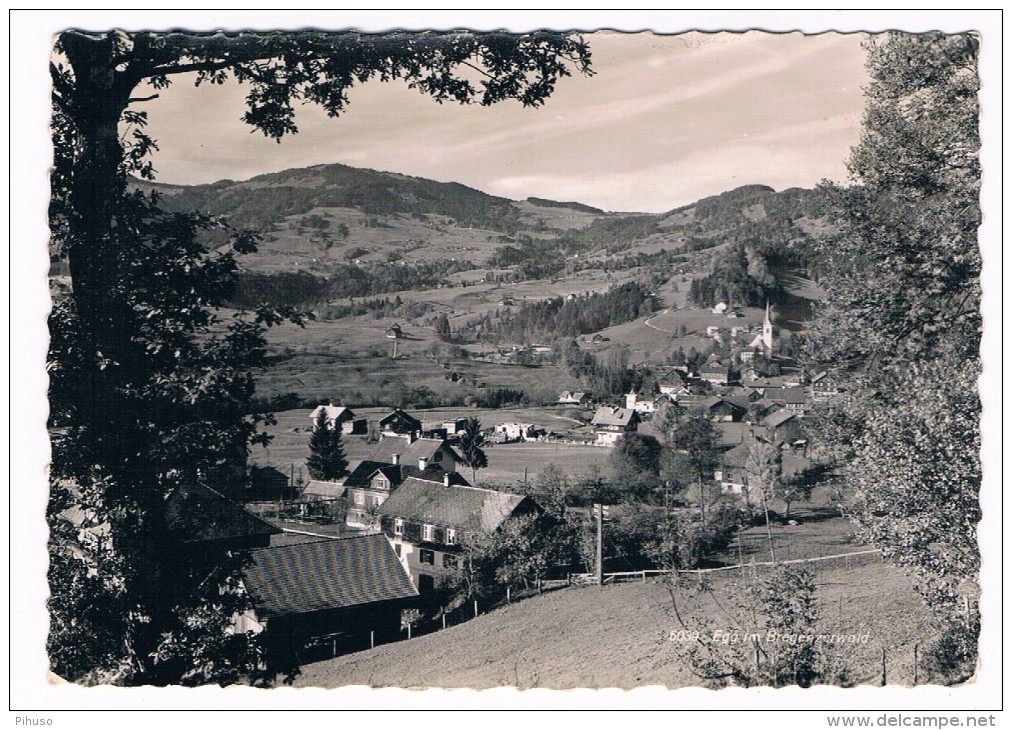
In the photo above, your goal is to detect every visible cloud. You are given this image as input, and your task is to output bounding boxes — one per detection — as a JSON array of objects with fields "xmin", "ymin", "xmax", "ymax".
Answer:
[{"xmin": 143, "ymin": 30, "xmax": 869, "ymax": 212}]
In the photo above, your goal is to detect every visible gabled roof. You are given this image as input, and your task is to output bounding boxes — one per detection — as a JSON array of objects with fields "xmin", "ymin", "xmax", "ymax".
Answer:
[
  {"xmin": 721, "ymin": 395, "xmax": 752, "ymax": 411},
  {"xmin": 165, "ymin": 482, "xmax": 280, "ymax": 545},
  {"xmin": 379, "ymin": 409, "xmax": 422, "ymax": 430},
  {"xmin": 304, "ymin": 480, "xmax": 346, "ymax": 499},
  {"xmin": 780, "ymin": 387, "xmax": 808, "ymax": 405},
  {"xmin": 364, "ymin": 438, "xmax": 461, "ymax": 468},
  {"xmin": 765, "ymin": 410, "xmax": 799, "ymax": 428},
  {"xmin": 721, "ymin": 441, "xmax": 753, "ymax": 468},
  {"xmin": 344, "ymin": 458, "xmax": 470, "ymax": 490},
  {"xmin": 342, "ymin": 460, "xmax": 395, "ymax": 488},
  {"xmin": 377, "ymin": 479, "xmax": 534, "ymax": 533},
  {"xmin": 700, "ymin": 360, "xmax": 729, "ymax": 373},
  {"xmin": 591, "ymin": 406, "xmax": 639, "ymax": 427},
  {"xmin": 310, "ymin": 405, "xmax": 356, "ymax": 423},
  {"xmin": 715, "ymin": 422, "xmax": 752, "ymax": 449},
  {"xmin": 243, "ymin": 534, "xmax": 417, "ymax": 619}
]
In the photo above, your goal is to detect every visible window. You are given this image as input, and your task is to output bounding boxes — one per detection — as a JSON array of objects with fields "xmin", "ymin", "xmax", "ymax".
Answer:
[
  {"xmin": 374, "ymin": 476, "xmax": 388, "ymax": 489},
  {"xmin": 419, "ymin": 549, "xmax": 435, "ymax": 566},
  {"xmin": 446, "ymin": 528, "xmax": 457, "ymax": 545},
  {"xmin": 394, "ymin": 543, "xmax": 402, "ymax": 557},
  {"xmin": 394, "ymin": 518, "xmax": 404, "ymax": 536},
  {"xmin": 353, "ymin": 491, "xmax": 365, "ymax": 505},
  {"xmin": 423, "ymin": 524, "xmax": 434, "ymax": 542},
  {"xmin": 443, "ymin": 553, "xmax": 458, "ymax": 570},
  {"xmin": 370, "ymin": 495, "xmax": 382, "ymax": 508}
]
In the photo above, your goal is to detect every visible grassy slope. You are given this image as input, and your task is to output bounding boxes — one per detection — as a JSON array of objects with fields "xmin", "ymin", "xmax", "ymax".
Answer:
[{"xmin": 292, "ymin": 560, "xmax": 935, "ymax": 689}]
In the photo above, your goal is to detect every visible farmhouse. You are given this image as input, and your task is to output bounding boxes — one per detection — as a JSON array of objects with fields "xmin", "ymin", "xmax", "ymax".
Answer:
[
  {"xmin": 379, "ymin": 409, "xmax": 423, "ymax": 438},
  {"xmin": 699, "ymin": 395, "xmax": 747, "ymax": 423},
  {"xmin": 164, "ymin": 481, "xmax": 280, "ymax": 556},
  {"xmin": 344, "ymin": 440, "xmax": 467, "ymax": 528},
  {"xmin": 591, "ymin": 406, "xmax": 640, "ymax": 447},
  {"xmin": 558, "ymin": 390, "xmax": 589, "ymax": 406},
  {"xmin": 309, "ymin": 404, "xmax": 368, "ymax": 435},
  {"xmin": 378, "ymin": 480, "xmax": 540, "ymax": 594},
  {"xmin": 763, "ymin": 410, "xmax": 808, "ymax": 449},
  {"xmin": 699, "ymin": 360, "xmax": 732, "ymax": 386},
  {"xmin": 238, "ymin": 533, "xmax": 418, "ymax": 664},
  {"xmin": 810, "ymin": 371, "xmax": 843, "ymax": 401}
]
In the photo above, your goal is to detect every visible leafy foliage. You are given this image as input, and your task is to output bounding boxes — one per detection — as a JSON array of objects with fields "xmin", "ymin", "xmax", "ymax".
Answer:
[
  {"xmin": 671, "ymin": 566, "xmax": 848, "ymax": 688},
  {"xmin": 805, "ymin": 32, "xmax": 981, "ymax": 675},
  {"xmin": 47, "ymin": 28, "xmax": 591, "ymax": 685}
]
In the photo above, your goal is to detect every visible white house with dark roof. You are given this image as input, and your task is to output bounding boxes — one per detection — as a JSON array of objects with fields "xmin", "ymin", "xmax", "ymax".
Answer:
[
  {"xmin": 591, "ymin": 406, "xmax": 640, "ymax": 446},
  {"xmin": 342, "ymin": 439, "xmax": 466, "ymax": 529},
  {"xmin": 377, "ymin": 480, "xmax": 540, "ymax": 594},
  {"xmin": 309, "ymin": 404, "xmax": 368, "ymax": 435}
]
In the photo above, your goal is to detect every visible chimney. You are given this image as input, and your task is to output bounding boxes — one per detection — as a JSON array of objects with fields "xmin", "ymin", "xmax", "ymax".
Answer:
[
  {"xmin": 443, "ymin": 472, "xmax": 451, "ymax": 487},
  {"xmin": 418, "ymin": 456, "xmax": 428, "ymax": 471},
  {"xmin": 391, "ymin": 453, "xmax": 400, "ymax": 465}
]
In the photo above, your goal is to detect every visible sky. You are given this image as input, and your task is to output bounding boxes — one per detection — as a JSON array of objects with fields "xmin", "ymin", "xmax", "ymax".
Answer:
[{"xmin": 140, "ymin": 31, "xmax": 870, "ymax": 213}]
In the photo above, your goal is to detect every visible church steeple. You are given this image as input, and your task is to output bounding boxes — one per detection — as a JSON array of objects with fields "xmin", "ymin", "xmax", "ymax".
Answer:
[{"xmin": 762, "ymin": 301, "xmax": 774, "ymax": 355}]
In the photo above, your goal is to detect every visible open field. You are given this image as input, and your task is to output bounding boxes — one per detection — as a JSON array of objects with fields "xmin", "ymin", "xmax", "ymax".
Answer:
[
  {"xmin": 292, "ymin": 559, "xmax": 938, "ymax": 689},
  {"xmin": 251, "ymin": 407, "xmax": 608, "ymax": 485}
]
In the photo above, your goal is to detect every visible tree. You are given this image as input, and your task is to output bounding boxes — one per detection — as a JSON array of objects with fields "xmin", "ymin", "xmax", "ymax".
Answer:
[
  {"xmin": 306, "ymin": 409, "xmax": 349, "ymax": 481},
  {"xmin": 669, "ymin": 417, "xmax": 720, "ymax": 521},
  {"xmin": 433, "ymin": 312, "xmax": 452, "ymax": 342},
  {"xmin": 608, "ymin": 432, "xmax": 663, "ymax": 502},
  {"xmin": 671, "ymin": 566, "xmax": 845, "ymax": 688},
  {"xmin": 806, "ymin": 32, "xmax": 980, "ymax": 678},
  {"xmin": 457, "ymin": 417, "xmax": 489, "ymax": 485},
  {"xmin": 48, "ymin": 28, "xmax": 591, "ymax": 685}
]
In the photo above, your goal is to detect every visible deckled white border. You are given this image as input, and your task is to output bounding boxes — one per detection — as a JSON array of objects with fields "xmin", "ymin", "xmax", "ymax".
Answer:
[{"xmin": 9, "ymin": 9, "xmax": 1002, "ymax": 719}]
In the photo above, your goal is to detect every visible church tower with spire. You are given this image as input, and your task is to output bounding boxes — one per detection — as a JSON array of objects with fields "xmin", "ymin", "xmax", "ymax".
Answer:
[{"xmin": 761, "ymin": 301, "xmax": 774, "ymax": 355}]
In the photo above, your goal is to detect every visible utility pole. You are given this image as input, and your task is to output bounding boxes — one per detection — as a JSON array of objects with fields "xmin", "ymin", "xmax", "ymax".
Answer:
[{"xmin": 594, "ymin": 503, "xmax": 605, "ymax": 586}]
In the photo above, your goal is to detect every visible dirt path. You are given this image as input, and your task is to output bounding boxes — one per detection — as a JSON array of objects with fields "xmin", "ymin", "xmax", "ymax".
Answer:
[{"xmin": 643, "ymin": 308, "xmax": 674, "ymax": 334}]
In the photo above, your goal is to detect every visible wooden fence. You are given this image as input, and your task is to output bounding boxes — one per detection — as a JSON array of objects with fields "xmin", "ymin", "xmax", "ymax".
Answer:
[{"xmin": 567, "ymin": 548, "xmax": 883, "ymax": 586}]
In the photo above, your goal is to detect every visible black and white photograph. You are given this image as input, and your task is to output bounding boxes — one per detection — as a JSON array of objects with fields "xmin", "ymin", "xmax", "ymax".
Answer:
[{"xmin": 10, "ymin": 8, "xmax": 1002, "ymax": 720}]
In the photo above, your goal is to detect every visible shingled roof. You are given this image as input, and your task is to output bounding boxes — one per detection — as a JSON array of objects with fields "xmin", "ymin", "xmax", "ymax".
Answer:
[
  {"xmin": 164, "ymin": 482, "xmax": 280, "ymax": 545},
  {"xmin": 243, "ymin": 533, "xmax": 417, "ymax": 619},
  {"xmin": 591, "ymin": 406, "xmax": 638, "ymax": 428},
  {"xmin": 377, "ymin": 479, "xmax": 535, "ymax": 533},
  {"xmin": 368, "ymin": 437, "xmax": 461, "ymax": 466}
]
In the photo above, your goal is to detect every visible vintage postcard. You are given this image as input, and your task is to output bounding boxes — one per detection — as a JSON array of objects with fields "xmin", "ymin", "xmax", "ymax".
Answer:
[{"xmin": 10, "ymin": 9, "xmax": 1001, "ymax": 719}]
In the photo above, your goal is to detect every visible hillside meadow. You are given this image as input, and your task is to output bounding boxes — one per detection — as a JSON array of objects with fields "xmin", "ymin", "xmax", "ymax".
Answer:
[{"xmin": 291, "ymin": 560, "xmax": 938, "ymax": 690}]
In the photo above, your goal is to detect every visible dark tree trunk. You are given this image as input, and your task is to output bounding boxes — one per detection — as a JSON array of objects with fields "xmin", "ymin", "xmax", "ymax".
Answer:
[{"xmin": 58, "ymin": 36, "xmax": 176, "ymax": 678}]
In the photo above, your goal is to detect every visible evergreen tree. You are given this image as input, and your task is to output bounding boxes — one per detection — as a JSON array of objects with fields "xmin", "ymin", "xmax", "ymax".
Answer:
[
  {"xmin": 306, "ymin": 410, "xmax": 349, "ymax": 481},
  {"xmin": 458, "ymin": 418, "xmax": 489, "ymax": 485}
]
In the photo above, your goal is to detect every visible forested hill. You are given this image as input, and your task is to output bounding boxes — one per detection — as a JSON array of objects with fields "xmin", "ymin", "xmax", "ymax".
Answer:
[
  {"xmin": 124, "ymin": 164, "xmax": 828, "ymax": 305},
  {"xmin": 144, "ymin": 163, "xmax": 537, "ymax": 234}
]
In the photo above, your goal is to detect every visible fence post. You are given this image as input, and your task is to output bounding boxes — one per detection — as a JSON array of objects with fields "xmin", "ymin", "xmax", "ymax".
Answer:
[
  {"xmin": 881, "ymin": 647, "xmax": 887, "ymax": 686},
  {"xmin": 442, "ymin": 612, "xmax": 447, "ymax": 630},
  {"xmin": 474, "ymin": 600, "xmax": 479, "ymax": 618},
  {"xmin": 507, "ymin": 587, "xmax": 511, "ymax": 604},
  {"xmin": 642, "ymin": 570, "xmax": 646, "ymax": 584},
  {"xmin": 370, "ymin": 630, "xmax": 375, "ymax": 649},
  {"xmin": 913, "ymin": 643, "xmax": 919, "ymax": 685}
]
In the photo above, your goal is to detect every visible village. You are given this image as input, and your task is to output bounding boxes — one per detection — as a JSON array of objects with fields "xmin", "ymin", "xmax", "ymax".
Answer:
[{"xmin": 55, "ymin": 297, "xmax": 846, "ymax": 672}]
